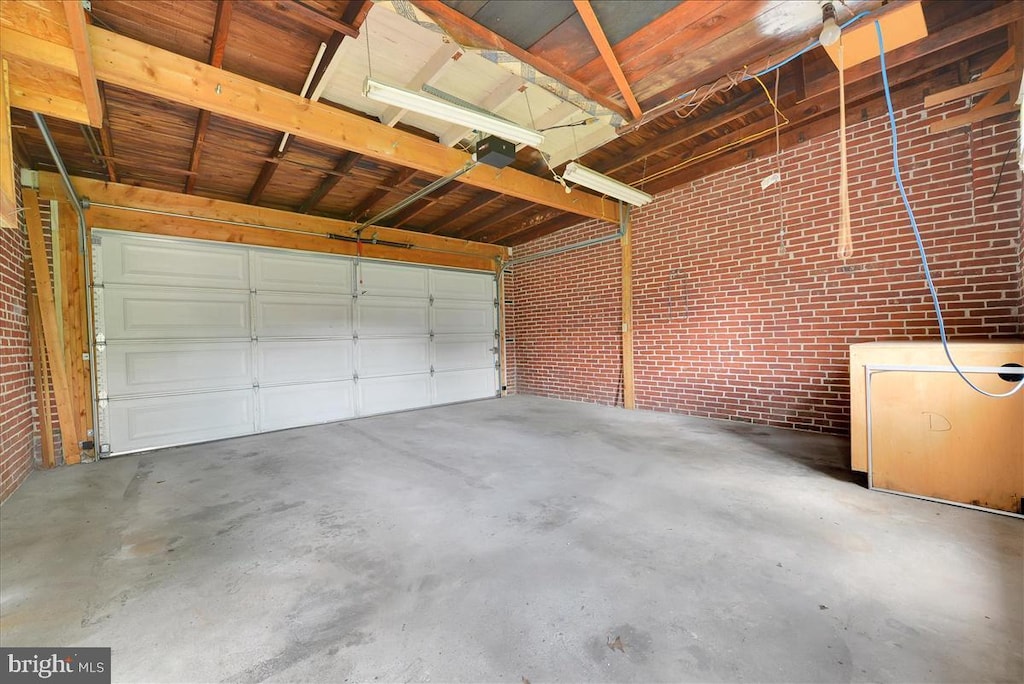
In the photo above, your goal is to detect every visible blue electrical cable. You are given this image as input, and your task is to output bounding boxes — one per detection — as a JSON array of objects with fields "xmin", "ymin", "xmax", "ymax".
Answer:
[
  {"xmin": 751, "ymin": 11, "xmax": 872, "ymax": 78},
  {"xmin": 874, "ymin": 20, "xmax": 1024, "ymax": 398}
]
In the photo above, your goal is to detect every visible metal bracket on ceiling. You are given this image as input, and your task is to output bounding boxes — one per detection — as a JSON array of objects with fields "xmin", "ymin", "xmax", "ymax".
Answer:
[{"xmin": 81, "ymin": 0, "xmax": 92, "ymax": 12}]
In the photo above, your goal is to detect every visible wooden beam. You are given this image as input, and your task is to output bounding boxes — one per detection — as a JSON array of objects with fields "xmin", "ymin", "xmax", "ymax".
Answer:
[
  {"xmin": 24, "ymin": 190, "xmax": 81, "ymax": 464},
  {"xmin": 23, "ymin": 259, "xmax": 55, "ymax": 469},
  {"xmin": 409, "ymin": 0, "xmax": 630, "ymax": 120},
  {"xmin": 438, "ymin": 72, "xmax": 522, "ymax": 147},
  {"xmin": 0, "ymin": 27, "xmax": 78, "ymax": 73},
  {"xmin": 455, "ymin": 201, "xmax": 534, "ymax": 241},
  {"xmin": 96, "ymin": 84, "xmax": 117, "ymax": 182},
  {"xmin": 427, "ymin": 190, "xmax": 501, "ymax": 234},
  {"xmin": 930, "ymin": 100, "xmax": 1017, "ymax": 133},
  {"xmin": 286, "ymin": 0, "xmax": 359, "ymax": 39},
  {"xmin": 573, "ymin": 0, "xmax": 640, "ymax": 120},
  {"xmin": 80, "ymin": 24, "xmax": 617, "ymax": 222},
  {"xmin": 348, "ymin": 167, "xmax": 418, "ymax": 221},
  {"xmin": 298, "ymin": 151, "xmax": 362, "ymax": 213},
  {"xmin": 923, "ymin": 70, "xmax": 1017, "ymax": 108},
  {"xmin": 485, "ymin": 207, "xmax": 565, "ymax": 244},
  {"xmin": 58, "ymin": 201, "xmax": 92, "ymax": 456},
  {"xmin": 388, "ymin": 182, "xmax": 460, "ymax": 227},
  {"xmin": 4, "ymin": 56, "xmax": 90, "ymax": 124},
  {"xmin": 35, "ymin": 171, "xmax": 508, "ymax": 260},
  {"xmin": 185, "ymin": 0, "xmax": 234, "ymax": 194},
  {"xmin": 621, "ymin": 209, "xmax": 634, "ymax": 409},
  {"xmin": 61, "ymin": 0, "xmax": 102, "ymax": 126},
  {"xmin": 86, "ymin": 205, "xmax": 495, "ymax": 271},
  {"xmin": 0, "ymin": 59, "xmax": 15, "ymax": 229}
]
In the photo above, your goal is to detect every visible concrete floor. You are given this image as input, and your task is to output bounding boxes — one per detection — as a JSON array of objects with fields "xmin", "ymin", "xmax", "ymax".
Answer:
[{"xmin": 1, "ymin": 396, "xmax": 1021, "ymax": 683}]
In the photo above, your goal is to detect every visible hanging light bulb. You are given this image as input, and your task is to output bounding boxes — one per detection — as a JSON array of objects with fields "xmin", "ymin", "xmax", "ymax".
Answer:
[{"xmin": 819, "ymin": 1, "xmax": 841, "ymax": 47}]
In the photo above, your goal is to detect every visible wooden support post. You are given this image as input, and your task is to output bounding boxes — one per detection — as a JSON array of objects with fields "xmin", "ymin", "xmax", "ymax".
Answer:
[
  {"xmin": 24, "ymin": 190, "xmax": 81, "ymax": 464},
  {"xmin": 0, "ymin": 59, "xmax": 15, "ymax": 228},
  {"xmin": 497, "ymin": 264, "xmax": 508, "ymax": 398},
  {"xmin": 24, "ymin": 259, "xmax": 55, "ymax": 469},
  {"xmin": 59, "ymin": 201, "xmax": 93, "ymax": 455},
  {"xmin": 621, "ymin": 207, "xmax": 635, "ymax": 410}
]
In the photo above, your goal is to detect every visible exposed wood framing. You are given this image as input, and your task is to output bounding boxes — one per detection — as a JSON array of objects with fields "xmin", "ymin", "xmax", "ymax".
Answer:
[
  {"xmin": 388, "ymin": 182, "xmax": 460, "ymax": 227},
  {"xmin": 621, "ymin": 208, "xmax": 634, "ymax": 410},
  {"xmin": 299, "ymin": 151, "xmax": 362, "ymax": 213},
  {"xmin": 286, "ymin": 0, "xmax": 360, "ymax": 39},
  {"xmin": 806, "ymin": 1, "xmax": 1023, "ymax": 99},
  {"xmin": 438, "ymin": 73, "xmax": 522, "ymax": 147},
  {"xmin": 0, "ymin": 59, "xmax": 15, "ymax": 228},
  {"xmin": 456, "ymin": 201, "xmax": 533, "ymax": 241},
  {"xmin": 349, "ymin": 168, "xmax": 418, "ymax": 221},
  {"xmin": 58, "ymin": 201, "xmax": 93, "ymax": 456},
  {"xmin": 61, "ymin": 0, "xmax": 103, "ymax": 126},
  {"xmin": 573, "ymin": 0, "xmax": 641, "ymax": 120},
  {"xmin": 23, "ymin": 190, "xmax": 82, "ymax": 464},
  {"xmin": 930, "ymin": 100, "xmax": 1017, "ymax": 133},
  {"xmin": 97, "ymin": 84, "xmax": 118, "ymax": 182},
  {"xmin": 923, "ymin": 70, "xmax": 1017, "ymax": 108},
  {"xmin": 427, "ymin": 190, "xmax": 500, "ymax": 234},
  {"xmin": 75, "ymin": 25, "xmax": 617, "ymax": 221},
  {"xmin": 408, "ymin": 0, "xmax": 631, "ymax": 120},
  {"xmin": 35, "ymin": 171, "xmax": 508, "ymax": 263},
  {"xmin": 23, "ymin": 259, "xmax": 55, "ymax": 469},
  {"xmin": 185, "ymin": 0, "xmax": 234, "ymax": 194}
]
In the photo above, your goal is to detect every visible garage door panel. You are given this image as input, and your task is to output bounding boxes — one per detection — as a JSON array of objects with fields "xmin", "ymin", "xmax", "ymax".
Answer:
[
  {"xmin": 432, "ymin": 301, "xmax": 495, "ymax": 334},
  {"xmin": 103, "ymin": 286, "xmax": 251, "ymax": 340},
  {"xmin": 259, "ymin": 381, "xmax": 355, "ymax": 431},
  {"xmin": 105, "ymin": 341, "xmax": 252, "ymax": 396},
  {"xmin": 434, "ymin": 335, "xmax": 495, "ymax": 371},
  {"xmin": 255, "ymin": 293, "xmax": 353, "ymax": 338},
  {"xmin": 358, "ymin": 297, "xmax": 430, "ymax": 336},
  {"xmin": 108, "ymin": 390, "xmax": 255, "ymax": 453},
  {"xmin": 358, "ymin": 374, "xmax": 432, "ymax": 414},
  {"xmin": 434, "ymin": 368, "xmax": 497, "ymax": 404},
  {"xmin": 431, "ymin": 270, "xmax": 494, "ymax": 301},
  {"xmin": 257, "ymin": 339, "xmax": 354, "ymax": 385},
  {"xmin": 252, "ymin": 251, "xmax": 352, "ymax": 294},
  {"xmin": 99, "ymin": 233, "xmax": 249, "ymax": 289},
  {"xmin": 358, "ymin": 338, "xmax": 430, "ymax": 377},
  {"xmin": 360, "ymin": 262, "xmax": 429, "ymax": 298}
]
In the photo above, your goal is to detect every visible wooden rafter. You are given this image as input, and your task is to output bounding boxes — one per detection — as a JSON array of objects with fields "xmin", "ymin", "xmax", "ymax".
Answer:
[
  {"xmin": 427, "ymin": 191, "xmax": 500, "ymax": 234},
  {"xmin": 185, "ymin": 0, "xmax": 234, "ymax": 194},
  {"xmin": 381, "ymin": 41, "xmax": 462, "ymax": 128},
  {"xmin": 298, "ymin": 151, "xmax": 362, "ymax": 213},
  {"xmin": 349, "ymin": 167, "xmax": 418, "ymax": 221},
  {"xmin": 84, "ymin": 24, "xmax": 618, "ymax": 221},
  {"xmin": 438, "ymin": 73, "xmax": 522, "ymax": 147},
  {"xmin": 0, "ymin": 59, "xmax": 14, "ymax": 229},
  {"xmin": 408, "ymin": 0, "xmax": 631, "ymax": 120},
  {"xmin": 286, "ymin": 0, "xmax": 360, "ymax": 39},
  {"xmin": 388, "ymin": 182, "xmax": 460, "ymax": 227},
  {"xmin": 455, "ymin": 201, "xmax": 534, "ymax": 241},
  {"xmin": 96, "ymin": 84, "xmax": 118, "ymax": 182},
  {"xmin": 61, "ymin": 0, "xmax": 103, "ymax": 127},
  {"xmin": 572, "ymin": 0, "xmax": 641, "ymax": 120}
]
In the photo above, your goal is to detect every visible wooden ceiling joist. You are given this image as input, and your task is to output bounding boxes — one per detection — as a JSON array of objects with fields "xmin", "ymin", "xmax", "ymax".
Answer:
[
  {"xmin": 408, "ymin": 0, "xmax": 631, "ymax": 121},
  {"xmin": 81, "ymin": 24, "xmax": 618, "ymax": 222},
  {"xmin": 299, "ymin": 151, "xmax": 362, "ymax": 213},
  {"xmin": 349, "ymin": 167, "xmax": 418, "ymax": 221},
  {"xmin": 387, "ymin": 182, "xmax": 460, "ymax": 227},
  {"xmin": 427, "ymin": 190, "xmax": 500, "ymax": 234},
  {"xmin": 572, "ymin": 0, "xmax": 641, "ymax": 120},
  {"xmin": 286, "ymin": 0, "xmax": 360, "ymax": 39},
  {"xmin": 184, "ymin": 0, "xmax": 234, "ymax": 194}
]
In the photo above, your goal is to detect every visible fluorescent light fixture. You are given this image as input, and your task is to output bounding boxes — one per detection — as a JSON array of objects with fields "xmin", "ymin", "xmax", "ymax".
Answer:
[
  {"xmin": 562, "ymin": 162, "xmax": 654, "ymax": 207},
  {"xmin": 363, "ymin": 77, "xmax": 545, "ymax": 148}
]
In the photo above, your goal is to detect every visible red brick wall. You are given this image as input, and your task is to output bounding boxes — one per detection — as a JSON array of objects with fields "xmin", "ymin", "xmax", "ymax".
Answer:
[
  {"xmin": 508, "ymin": 102, "xmax": 1022, "ymax": 435},
  {"xmin": 1, "ymin": 177, "xmax": 36, "ymax": 503}
]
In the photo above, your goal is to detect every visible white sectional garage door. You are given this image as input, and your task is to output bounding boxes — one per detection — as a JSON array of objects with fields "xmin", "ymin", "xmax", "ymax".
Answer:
[{"xmin": 93, "ymin": 230, "xmax": 498, "ymax": 455}]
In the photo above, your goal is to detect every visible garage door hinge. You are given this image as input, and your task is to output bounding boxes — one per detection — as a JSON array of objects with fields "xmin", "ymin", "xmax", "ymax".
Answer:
[{"xmin": 353, "ymin": 372, "xmax": 359, "ymax": 381}]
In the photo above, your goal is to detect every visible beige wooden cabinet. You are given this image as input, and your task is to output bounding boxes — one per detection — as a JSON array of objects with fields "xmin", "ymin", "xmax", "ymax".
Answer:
[{"xmin": 849, "ymin": 340, "xmax": 1024, "ymax": 514}]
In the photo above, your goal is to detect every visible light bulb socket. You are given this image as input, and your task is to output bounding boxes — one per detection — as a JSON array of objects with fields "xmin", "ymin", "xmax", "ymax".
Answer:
[{"xmin": 819, "ymin": 2, "xmax": 841, "ymax": 47}]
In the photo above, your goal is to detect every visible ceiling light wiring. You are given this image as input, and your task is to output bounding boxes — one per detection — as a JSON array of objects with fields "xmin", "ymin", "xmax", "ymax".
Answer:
[{"xmin": 874, "ymin": 20, "xmax": 1024, "ymax": 398}]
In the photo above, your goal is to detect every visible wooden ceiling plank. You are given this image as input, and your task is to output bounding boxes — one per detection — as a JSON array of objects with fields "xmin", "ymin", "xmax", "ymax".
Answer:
[
  {"xmin": 287, "ymin": 0, "xmax": 360, "ymax": 39},
  {"xmin": 427, "ymin": 190, "xmax": 501, "ymax": 234},
  {"xmin": 185, "ymin": 0, "xmax": 234, "ymax": 194},
  {"xmin": 454, "ymin": 201, "xmax": 534, "ymax": 241},
  {"xmin": 806, "ymin": 1, "xmax": 1023, "ymax": 100},
  {"xmin": 380, "ymin": 41, "xmax": 462, "ymax": 128},
  {"xmin": 408, "ymin": 0, "xmax": 631, "ymax": 120},
  {"xmin": 85, "ymin": 24, "xmax": 618, "ymax": 222},
  {"xmin": 501, "ymin": 212, "xmax": 582, "ymax": 246},
  {"xmin": 61, "ymin": 0, "xmax": 103, "ymax": 127},
  {"xmin": 349, "ymin": 167, "xmax": 418, "ymax": 220},
  {"xmin": 923, "ymin": 70, "xmax": 1016, "ymax": 108},
  {"xmin": 96, "ymin": 84, "xmax": 118, "ymax": 182},
  {"xmin": 35, "ymin": 170, "xmax": 508, "ymax": 260},
  {"xmin": 299, "ymin": 151, "xmax": 363, "ymax": 213},
  {"xmin": 572, "ymin": 0, "xmax": 641, "ymax": 120},
  {"xmin": 388, "ymin": 182, "xmax": 461, "ymax": 227},
  {"xmin": 485, "ymin": 206, "xmax": 565, "ymax": 243}
]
